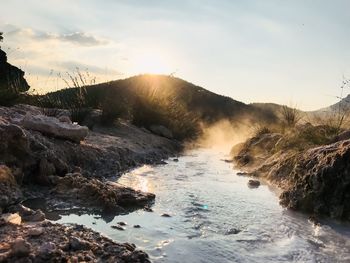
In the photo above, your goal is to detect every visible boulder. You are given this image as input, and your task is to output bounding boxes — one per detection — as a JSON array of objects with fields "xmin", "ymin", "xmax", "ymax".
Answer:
[
  {"xmin": 0, "ymin": 49, "xmax": 30, "ymax": 106},
  {"xmin": 22, "ymin": 113, "xmax": 89, "ymax": 142},
  {"xmin": 1, "ymin": 213, "xmax": 21, "ymax": 225},
  {"xmin": 149, "ymin": 125, "xmax": 173, "ymax": 139}
]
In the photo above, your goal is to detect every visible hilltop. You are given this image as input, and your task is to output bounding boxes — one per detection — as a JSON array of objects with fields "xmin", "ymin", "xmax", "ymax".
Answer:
[{"xmin": 35, "ymin": 74, "xmax": 279, "ymax": 140}]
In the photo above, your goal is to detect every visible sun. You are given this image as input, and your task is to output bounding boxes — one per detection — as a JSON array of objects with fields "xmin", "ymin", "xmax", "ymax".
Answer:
[{"xmin": 134, "ymin": 53, "xmax": 170, "ymax": 74}]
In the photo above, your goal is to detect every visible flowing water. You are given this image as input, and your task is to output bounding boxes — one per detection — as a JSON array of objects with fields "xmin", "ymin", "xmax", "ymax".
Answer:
[{"xmin": 57, "ymin": 149, "xmax": 350, "ymax": 262}]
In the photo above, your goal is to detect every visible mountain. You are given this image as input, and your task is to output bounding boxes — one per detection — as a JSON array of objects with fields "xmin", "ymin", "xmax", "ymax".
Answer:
[
  {"xmin": 314, "ymin": 94, "xmax": 350, "ymax": 113},
  {"xmin": 88, "ymin": 74, "xmax": 278, "ymax": 122},
  {"xmin": 38, "ymin": 74, "xmax": 280, "ymax": 139}
]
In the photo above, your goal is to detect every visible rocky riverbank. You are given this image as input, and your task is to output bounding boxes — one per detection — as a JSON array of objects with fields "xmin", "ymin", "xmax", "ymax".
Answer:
[
  {"xmin": 0, "ymin": 103, "xmax": 181, "ymax": 262},
  {"xmin": 0, "ymin": 220, "xmax": 150, "ymax": 262},
  {"xmin": 230, "ymin": 125, "xmax": 350, "ymax": 221}
]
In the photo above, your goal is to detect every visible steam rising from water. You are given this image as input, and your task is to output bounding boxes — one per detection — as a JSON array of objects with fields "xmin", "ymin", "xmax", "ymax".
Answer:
[{"xmin": 196, "ymin": 119, "xmax": 253, "ymax": 152}]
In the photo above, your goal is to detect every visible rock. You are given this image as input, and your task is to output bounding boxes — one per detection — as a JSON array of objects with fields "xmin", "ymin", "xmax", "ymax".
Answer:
[
  {"xmin": 161, "ymin": 213, "xmax": 171, "ymax": 217},
  {"xmin": 58, "ymin": 115, "xmax": 72, "ymax": 124},
  {"xmin": 278, "ymin": 140, "xmax": 350, "ymax": 220},
  {"xmin": 82, "ymin": 109, "xmax": 102, "ymax": 129},
  {"xmin": 28, "ymin": 227, "xmax": 44, "ymax": 236},
  {"xmin": 225, "ymin": 228, "xmax": 241, "ymax": 235},
  {"xmin": 149, "ymin": 125, "xmax": 173, "ymax": 139},
  {"xmin": 0, "ymin": 165, "xmax": 16, "ymax": 185},
  {"xmin": 111, "ymin": 225, "xmax": 125, "ymax": 231},
  {"xmin": 0, "ymin": 49, "xmax": 30, "ymax": 106},
  {"xmin": 22, "ymin": 209, "xmax": 45, "ymax": 222},
  {"xmin": 0, "ymin": 165, "xmax": 22, "ymax": 211},
  {"xmin": 11, "ymin": 238, "xmax": 31, "ymax": 257},
  {"xmin": 248, "ymin": 180, "xmax": 260, "ymax": 188},
  {"xmin": 38, "ymin": 158, "xmax": 56, "ymax": 185},
  {"xmin": 22, "ymin": 113, "xmax": 89, "ymax": 142},
  {"xmin": 117, "ymin": 221, "xmax": 127, "ymax": 226},
  {"xmin": 1, "ymin": 213, "xmax": 21, "ymax": 225},
  {"xmin": 133, "ymin": 225, "xmax": 141, "ymax": 228},
  {"xmin": 173, "ymin": 158, "xmax": 179, "ymax": 162},
  {"xmin": 0, "ymin": 168, "xmax": 26, "ymax": 209},
  {"xmin": 236, "ymin": 172, "xmax": 248, "ymax": 176},
  {"xmin": 54, "ymin": 173, "xmax": 155, "ymax": 213},
  {"xmin": 69, "ymin": 236, "xmax": 91, "ymax": 251},
  {"xmin": 38, "ymin": 242, "xmax": 56, "ymax": 255},
  {"xmin": 143, "ymin": 206, "xmax": 153, "ymax": 212}
]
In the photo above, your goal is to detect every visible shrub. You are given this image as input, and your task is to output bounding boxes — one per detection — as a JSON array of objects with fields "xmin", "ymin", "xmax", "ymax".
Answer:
[
  {"xmin": 34, "ymin": 69, "xmax": 94, "ymax": 124},
  {"xmin": 281, "ymin": 104, "xmax": 302, "ymax": 129}
]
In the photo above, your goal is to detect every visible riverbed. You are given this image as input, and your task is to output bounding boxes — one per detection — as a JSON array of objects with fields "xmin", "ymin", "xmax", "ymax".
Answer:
[{"xmin": 57, "ymin": 149, "xmax": 350, "ymax": 262}]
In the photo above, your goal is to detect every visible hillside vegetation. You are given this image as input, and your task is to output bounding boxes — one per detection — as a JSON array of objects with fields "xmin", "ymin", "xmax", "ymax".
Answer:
[{"xmin": 28, "ymin": 74, "xmax": 279, "ymax": 140}]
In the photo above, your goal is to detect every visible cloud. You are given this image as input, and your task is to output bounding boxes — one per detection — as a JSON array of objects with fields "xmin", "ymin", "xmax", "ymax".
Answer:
[
  {"xmin": 3, "ymin": 25, "xmax": 108, "ymax": 46},
  {"xmin": 57, "ymin": 60, "xmax": 122, "ymax": 76},
  {"xmin": 37, "ymin": 32, "xmax": 108, "ymax": 46}
]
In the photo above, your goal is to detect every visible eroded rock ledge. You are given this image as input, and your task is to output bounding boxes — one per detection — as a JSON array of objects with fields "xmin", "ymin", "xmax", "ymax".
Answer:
[
  {"xmin": 231, "ymin": 126, "xmax": 350, "ymax": 221},
  {"xmin": 0, "ymin": 104, "xmax": 181, "ymax": 262}
]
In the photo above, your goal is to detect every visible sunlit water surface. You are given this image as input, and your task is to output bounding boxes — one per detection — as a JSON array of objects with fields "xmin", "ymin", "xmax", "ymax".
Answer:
[{"xmin": 58, "ymin": 149, "xmax": 350, "ymax": 262}]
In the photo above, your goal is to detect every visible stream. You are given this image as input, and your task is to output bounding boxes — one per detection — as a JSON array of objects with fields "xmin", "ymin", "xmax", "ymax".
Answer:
[{"xmin": 57, "ymin": 149, "xmax": 350, "ymax": 262}]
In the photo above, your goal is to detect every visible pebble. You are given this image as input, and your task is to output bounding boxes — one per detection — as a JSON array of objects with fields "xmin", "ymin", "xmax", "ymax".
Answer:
[
  {"xmin": 69, "ymin": 237, "xmax": 91, "ymax": 251},
  {"xmin": 38, "ymin": 242, "xmax": 56, "ymax": 255},
  {"xmin": 133, "ymin": 225, "xmax": 141, "ymax": 228},
  {"xmin": 117, "ymin": 222, "xmax": 127, "ymax": 226},
  {"xmin": 28, "ymin": 227, "xmax": 44, "ymax": 237}
]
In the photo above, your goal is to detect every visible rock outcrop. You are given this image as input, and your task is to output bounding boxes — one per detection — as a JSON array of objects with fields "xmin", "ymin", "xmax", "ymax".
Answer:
[
  {"xmin": 52, "ymin": 173, "xmax": 155, "ymax": 213},
  {"xmin": 22, "ymin": 113, "xmax": 88, "ymax": 142},
  {"xmin": 231, "ymin": 128, "xmax": 350, "ymax": 220},
  {"xmin": 0, "ymin": 49, "xmax": 30, "ymax": 105}
]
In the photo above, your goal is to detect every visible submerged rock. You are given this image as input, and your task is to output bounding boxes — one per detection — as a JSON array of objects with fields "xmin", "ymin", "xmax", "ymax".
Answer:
[
  {"xmin": 248, "ymin": 180, "xmax": 260, "ymax": 188},
  {"xmin": 111, "ymin": 225, "xmax": 125, "ymax": 231},
  {"xmin": 225, "ymin": 228, "xmax": 241, "ymax": 235},
  {"xmin": 161, "ymin": 213, "xmax": 171, "ymax": 217}
]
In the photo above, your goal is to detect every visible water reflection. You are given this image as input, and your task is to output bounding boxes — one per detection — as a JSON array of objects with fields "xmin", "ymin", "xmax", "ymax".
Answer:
[{"xmin": 57, "ymin": 149, "xmax": 350, "ymax": 263}]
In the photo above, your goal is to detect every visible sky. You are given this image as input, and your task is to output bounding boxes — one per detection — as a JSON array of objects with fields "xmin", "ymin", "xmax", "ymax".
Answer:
[{"xmin": 1, "ymin": 0, "xmax": 350, "ymax": 110}]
